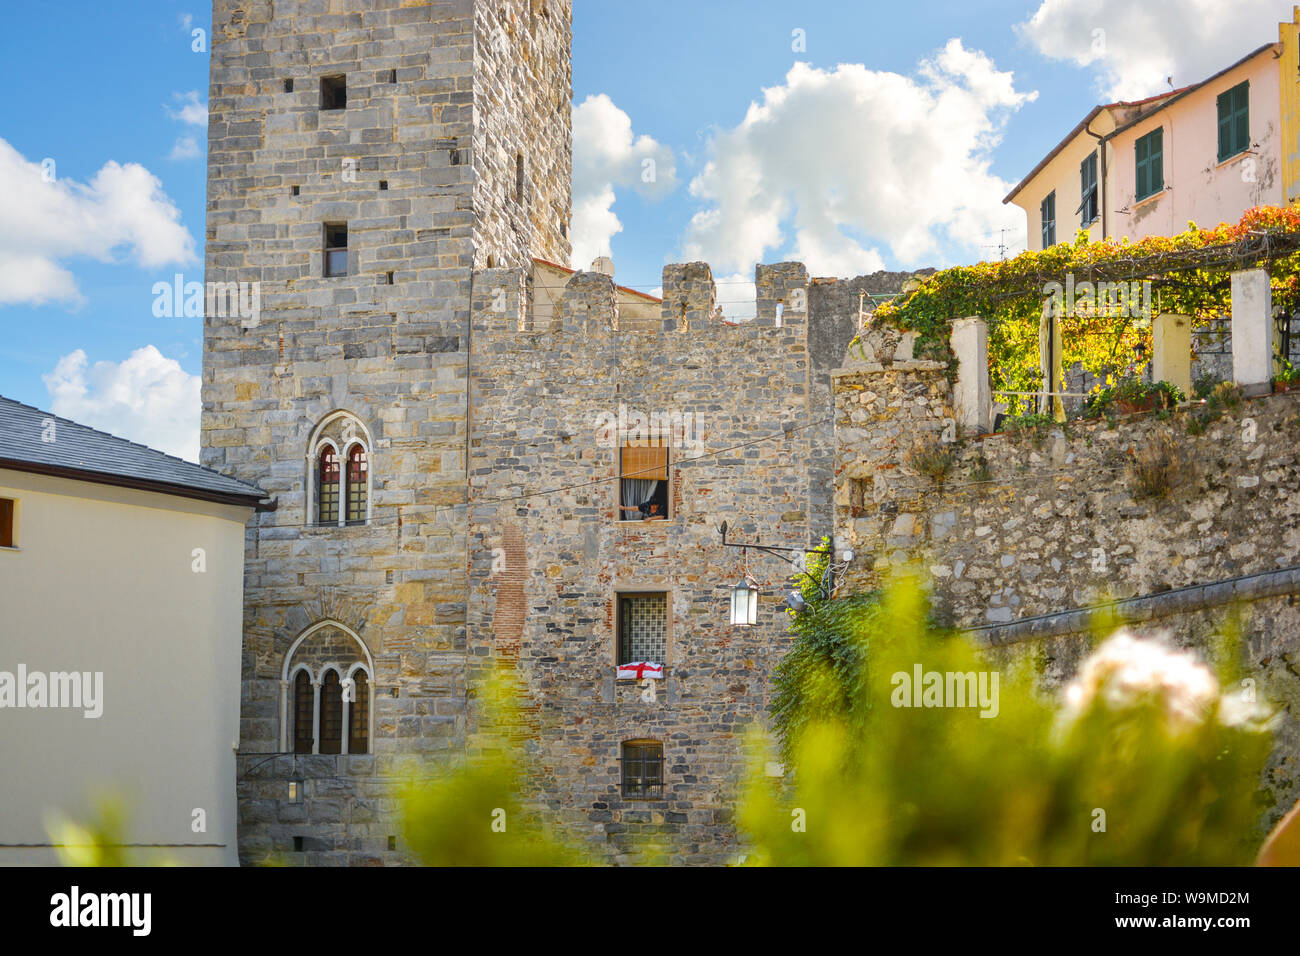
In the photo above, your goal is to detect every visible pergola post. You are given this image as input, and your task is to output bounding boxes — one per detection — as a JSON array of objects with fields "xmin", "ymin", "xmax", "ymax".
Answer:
[
  {"xmin": 1152, "ymin": 313, "xmax": 1192, "ymax": 397},
  {"xmin": 951, "ymin": 317, "xmax": 991, "ymax": 435},
  {"xmin": 1231, "ymin": 268, "xmax": 1274, "ymax": 396}
]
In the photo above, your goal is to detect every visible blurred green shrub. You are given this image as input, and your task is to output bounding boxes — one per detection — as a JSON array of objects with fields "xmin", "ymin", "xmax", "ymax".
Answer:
[{"xmin": 748, "ymin": 578, "xmax": 1276, "ymax": 866}]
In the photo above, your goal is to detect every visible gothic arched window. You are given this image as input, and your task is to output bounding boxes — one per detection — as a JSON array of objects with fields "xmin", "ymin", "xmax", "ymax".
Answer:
[
  {"xmin": 281, "ymin": 622, "xmax": 375, "ymax": 756},
  {"xmin": 345, "ymin": 444, "xmax": 368, "ymax": 526},
  {"xmin": 307, "ymin": 412, "xmax": 372, "ymax": 528}
]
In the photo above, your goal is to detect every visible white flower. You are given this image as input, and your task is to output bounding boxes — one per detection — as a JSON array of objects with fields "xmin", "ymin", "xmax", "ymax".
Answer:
[
  {"xmin": 1063, "ymin": 631, "xmax": 1219, "ymax": 732},
  {"xmin": 1217, "ymin": 686, "xmax": 1280, "ymax": 732}
]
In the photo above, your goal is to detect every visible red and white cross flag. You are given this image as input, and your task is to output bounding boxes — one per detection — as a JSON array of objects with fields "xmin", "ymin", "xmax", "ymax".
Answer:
[{"xmin": 617, "ymin": 661, "xmax": 664, "ymax": 681}]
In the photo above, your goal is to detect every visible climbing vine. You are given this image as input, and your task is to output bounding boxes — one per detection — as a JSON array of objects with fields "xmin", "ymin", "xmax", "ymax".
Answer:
[{"xmin": 871, "ymin": 206, "xmax": 1300, "ymax": 412}]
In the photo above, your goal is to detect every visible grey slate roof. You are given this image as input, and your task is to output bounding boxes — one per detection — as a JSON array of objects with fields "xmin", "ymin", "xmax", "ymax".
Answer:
[{"xmin": 0, "ymin": 395, "xmax": 267, "ymax": 506}]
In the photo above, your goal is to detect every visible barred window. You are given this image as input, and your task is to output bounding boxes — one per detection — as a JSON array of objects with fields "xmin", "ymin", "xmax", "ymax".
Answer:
[
  {"xmin": 346, "ymin": 445, "xmax": 368, "ymax": 525},
  {"xmin": 618, "ymin": 593, "xmax": 667, "ymax": 667},
  {"xmin": 318, "ymin": 448, "xmax": 340, "ymax": 525},
  {"xmin": 622, "ymin": 741, "xmax": 664, "ymax": 799}
]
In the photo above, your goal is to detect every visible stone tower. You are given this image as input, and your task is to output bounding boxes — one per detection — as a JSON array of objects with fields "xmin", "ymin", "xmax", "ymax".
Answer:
[{"xmin": 201, "ymin": 0, "xmax": 572, "ymax": 864}]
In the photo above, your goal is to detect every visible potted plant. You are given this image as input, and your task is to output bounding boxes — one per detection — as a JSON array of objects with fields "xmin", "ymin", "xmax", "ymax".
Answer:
[
  {"xmin": 1275, "ymin": 361, "xmax": 1300, "ymax": 393},
  {"xmin": 1114, "ymin": 374, "xmax": 1158, "ymax": 414}
]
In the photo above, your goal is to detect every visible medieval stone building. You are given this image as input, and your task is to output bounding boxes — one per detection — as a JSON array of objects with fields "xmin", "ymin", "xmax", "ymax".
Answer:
[{"xmin": 201, "ymin": 0, "xmax": 914, "ymax": 864}]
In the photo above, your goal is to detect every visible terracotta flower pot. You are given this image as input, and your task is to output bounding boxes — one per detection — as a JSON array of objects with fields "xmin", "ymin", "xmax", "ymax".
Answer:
[{"xmin": 1116, "ymin": 396, "xmax": 1157, "ymax": 414}]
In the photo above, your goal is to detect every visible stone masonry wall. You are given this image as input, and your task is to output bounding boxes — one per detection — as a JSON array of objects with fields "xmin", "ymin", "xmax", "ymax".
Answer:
[
  {"xmin": 202, "ymin": 0, "xmax": 571, "ymax": 865},
  {"xmin": 471, "ymin": 0, "xmax": 572, "ymax": 270},
  {"xmin": 832, "ymin": 344, "xmax": 1300, "ymax": 828},
  {"xmin": 465, "ymin": 262, "xmax": 843, "ymax": 864}
]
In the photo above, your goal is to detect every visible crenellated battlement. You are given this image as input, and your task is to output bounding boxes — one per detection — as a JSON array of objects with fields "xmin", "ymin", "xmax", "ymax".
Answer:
[{"xmin": 476, "ymin": 258, "xmax": 822, "ymax": 339}]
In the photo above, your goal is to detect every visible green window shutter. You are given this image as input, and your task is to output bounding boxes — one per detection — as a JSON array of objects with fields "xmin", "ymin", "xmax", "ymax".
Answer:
[
  {"xmin": 1218, "ymin": 81, "xmax": 1249, "ymax": 161},
  {"xmin": 1218, "ymin": 89, "xmax": 1232, "ymax": 160},
  {"xmin": 1151, "ymin": 129, "xmax": 1164, "ymax": 193},
  {"xmin": 1136, "ymin": 136, "xmax": 1148, "ymax": 200},
  {"xmin": 1235, "ymin": 83, "xmax": 1250, "ymax": 155},
  {"xmin": 1136, "ymin": 128, "xmax": 1163, "ymax": 201},
  {"xmin": 1079, "ymin": 153, "xmax": 1098, "ymax": 225}
]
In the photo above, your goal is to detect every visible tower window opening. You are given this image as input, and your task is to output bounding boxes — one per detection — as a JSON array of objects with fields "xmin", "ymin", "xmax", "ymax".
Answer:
[
  {"xmin": 324, "ymin": 223, "xmax": 348, "ymax": 277},
  {"xmin": 321, "ymin": 74, "xmax": 347, "ymax": 111}
]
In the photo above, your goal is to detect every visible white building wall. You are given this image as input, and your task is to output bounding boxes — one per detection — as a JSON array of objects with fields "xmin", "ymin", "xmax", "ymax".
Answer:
[{"xmin": 0, "ymin": 469, "xmax": 251, "ymax": 866}]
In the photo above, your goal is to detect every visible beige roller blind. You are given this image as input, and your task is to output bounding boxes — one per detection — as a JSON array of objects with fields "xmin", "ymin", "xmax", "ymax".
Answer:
[{"xmin": 621, "ymin": 445, "xmax": 668, "ymax": 480}]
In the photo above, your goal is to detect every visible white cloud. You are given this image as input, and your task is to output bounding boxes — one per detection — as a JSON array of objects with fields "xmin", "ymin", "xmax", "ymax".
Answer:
[
  {"xmin": 1018, "ymin": 0, "xmax": 1292, "ymax": 101},
  {"xmin": 713, "ymin": 272, "xmax": 757, "ymax": 322},
  {"xmin": 0, "ymin": 138, "xmax": 196, "ymax": 307},
  {"xmin": 169, "ymin": 136, "xmax": 201, "ymax": 161},
  {"xmin": 571, "ymin": 93, "xmax": 677, "ymax": 269},
  {"xmin": 43, "ymin": 346, "xmax": 201, "ymax": 462},
  {"xmin": 682, "ymin": 41, "xmax": 1035, "ymax": 278},
  {"xmin": 166, "ymin": 90, "xmax": 208, "ymax": 127}
]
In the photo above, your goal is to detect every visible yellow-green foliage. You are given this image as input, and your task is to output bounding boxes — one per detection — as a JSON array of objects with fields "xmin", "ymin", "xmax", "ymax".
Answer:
[
  {"xmin": 45, "ymin": 796, "xmax": 176, "ymax": 867},
  {"xmin": 745, "ymin": 580, "xmax": 1273, "ymax": 866},
  {"xmin": 400, "ymin": 665, "xmax": 589, "ymax": 866}
]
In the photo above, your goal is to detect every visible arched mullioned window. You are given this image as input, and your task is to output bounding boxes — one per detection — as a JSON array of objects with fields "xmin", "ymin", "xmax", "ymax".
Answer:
[
  {"xmin": 281, "ymin": 622, "xmax": 375, "ymax": 756},
  {"xmin": 307, "ymin": 412, "xmax": 372, "ymax": 527},
  {"xmin": 345, "ymin": 444, "xmax": 368, "ymax": 525}
]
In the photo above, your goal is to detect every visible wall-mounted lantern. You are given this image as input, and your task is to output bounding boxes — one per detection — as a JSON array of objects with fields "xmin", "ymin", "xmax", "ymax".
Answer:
[
  {"xmin": 718, "ymin": 521, "xmax": 852, "ymax": 626},
  {"xmin": 730, "ymin": 575, "xmax": 760, "ymax": 627}
]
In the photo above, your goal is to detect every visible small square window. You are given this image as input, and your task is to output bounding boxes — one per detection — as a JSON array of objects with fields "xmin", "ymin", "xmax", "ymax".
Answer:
[
  {"xmin": 621, "ymin": 741, "xmax": 664, "ymax": 800},
  {"xmin": 620, "ymin": 444, "xmax": 669, "ymax": 520},
  {"xmin": 0, "ymin": 497, "xmax": 15, "ymax": 548},
  {"xmin": 617, "ymin": 593, "xmax": 668, "ymax": 668},
  {"xmin": 379, "ymin": 180, "xmax": 388, "ymax": 190},
  {"xmin": 389, "ymin": 69, "xmax": 397, "ymax": 83},
  {"xmin": 284, "ymin": 78, "xmax": 294, "ymax": 93},
  {"xmin": 291, "ymin": 185, "xmax": 300, "ymax": 196},
  {"xmin": 321, "ymin": 74, "xmax": 346, "ymax": 111},
  {"xmin": 450, "ymin": 149, "xmax": 462, "ymax": 166},
  {"xmin": 293, "ymin": 836, "xmax": 304, "ymax": 852},
  {"xmin": 324, "ymin": 223, "xmax": 348, "ymax": 277},
  {"xmin": 387, "ymin": 835, "xmax": 397, "ymax": 851},
  {"xmin": 385, "ymin": 272, "xmax": 394, "ymax": 285}
]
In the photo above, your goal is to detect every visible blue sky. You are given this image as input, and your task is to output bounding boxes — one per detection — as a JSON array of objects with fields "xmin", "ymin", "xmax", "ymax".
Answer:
[{"xmin": 0, "ymin": 0, "xmax": 1293, "ymax": 458}]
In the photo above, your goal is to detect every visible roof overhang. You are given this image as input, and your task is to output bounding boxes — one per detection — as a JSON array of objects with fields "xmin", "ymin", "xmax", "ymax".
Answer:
[{"xmin": 0, "ymin": 457, "xmax": 274, "ymax": 511}]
